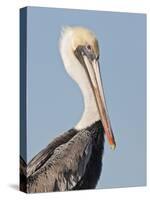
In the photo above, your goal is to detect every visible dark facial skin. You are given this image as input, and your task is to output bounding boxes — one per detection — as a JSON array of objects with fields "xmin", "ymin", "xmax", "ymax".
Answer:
[{"xmin": 74, "ymin": 45, "xmax": 99, "ymax": 66}]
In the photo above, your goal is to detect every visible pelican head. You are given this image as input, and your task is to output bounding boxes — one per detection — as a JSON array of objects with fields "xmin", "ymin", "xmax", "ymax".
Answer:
[{"xmin": 60, "ymin": 26, "xmax": 116, "ymax": 150}]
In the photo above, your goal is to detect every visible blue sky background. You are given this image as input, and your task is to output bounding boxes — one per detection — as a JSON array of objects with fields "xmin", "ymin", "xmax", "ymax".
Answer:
[{"xmin": 25, "ymin": 7, "xmax": 146, "ymax": 189}]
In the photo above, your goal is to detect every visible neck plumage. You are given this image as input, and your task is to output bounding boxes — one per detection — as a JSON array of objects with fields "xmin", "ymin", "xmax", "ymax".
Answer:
[
  {"xmin": 75, "ymin": 73, "xmax": 100, "ymax": 130},
  {"xmin": 60, "ymin": 31, "xmax": 100, "ymax": 130}
]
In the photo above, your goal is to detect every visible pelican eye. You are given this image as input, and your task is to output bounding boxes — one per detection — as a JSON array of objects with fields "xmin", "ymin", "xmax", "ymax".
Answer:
[
  {"xmin": 86, "ymin": 44, "xmax": 92, "ymax": 51},
  {"xmin": 84, "ymin": 44, "xmax": 96, "ymax": 61}
]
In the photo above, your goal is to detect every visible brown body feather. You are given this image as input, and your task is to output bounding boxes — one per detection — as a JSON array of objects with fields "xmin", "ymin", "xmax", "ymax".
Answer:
[{"xmin": 20, "ymin": 120, "xmax": 104, "ymax": 193}]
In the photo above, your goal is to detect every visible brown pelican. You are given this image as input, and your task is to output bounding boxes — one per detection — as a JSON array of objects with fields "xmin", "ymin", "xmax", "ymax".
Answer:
[{"xmin": 20, "ymin": 26, "xmax": 116, "ymax": 193}]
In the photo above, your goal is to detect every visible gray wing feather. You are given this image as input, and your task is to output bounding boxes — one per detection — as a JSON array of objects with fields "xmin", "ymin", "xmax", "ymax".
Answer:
[
  {"xmin": 27, "ymin": 130, "xmax": 76, "ymax": 177},
  {"xmin": 27, "ymin": 130, "xmax": 92, "ymax": 192}
]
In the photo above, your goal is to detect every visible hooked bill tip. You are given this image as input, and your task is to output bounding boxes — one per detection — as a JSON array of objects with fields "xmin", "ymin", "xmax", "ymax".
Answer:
[{"xmin": 110, "ymin": 144, "xmax": 116, "ymax": 151}]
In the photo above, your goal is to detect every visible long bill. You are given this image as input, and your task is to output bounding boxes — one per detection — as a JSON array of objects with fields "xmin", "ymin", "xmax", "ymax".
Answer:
[{"xmin": 83, "ymin": 56, "xmax": 116, "ymax": 150}]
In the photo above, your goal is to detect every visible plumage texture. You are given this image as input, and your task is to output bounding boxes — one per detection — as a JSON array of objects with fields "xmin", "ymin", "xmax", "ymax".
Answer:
[
  {"xmin": 20, "ymin": 120, "xmax": 104, "ymax": 193},
  {"xmin": 60, "ymin": 26, "xmax": 99, "ymax": 56}
]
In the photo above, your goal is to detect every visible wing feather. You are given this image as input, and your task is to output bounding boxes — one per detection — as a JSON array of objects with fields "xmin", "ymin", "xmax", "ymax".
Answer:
[
  {"xmin": 27, "ymin": 130, "xmax": 92, "ymax": 192},
  {"xmin": 27, "ymin": 129, "xmax": 77, "ymax": 177}
]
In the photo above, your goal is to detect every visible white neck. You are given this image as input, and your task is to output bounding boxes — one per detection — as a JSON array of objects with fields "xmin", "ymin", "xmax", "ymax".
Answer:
[
  {"xmin": 75, "ymin": 81, "xmax": 100, "ymax": 130},
  {"xmin": 60, "ymin": 29, "xmax": 100, "ymax": 130}
]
